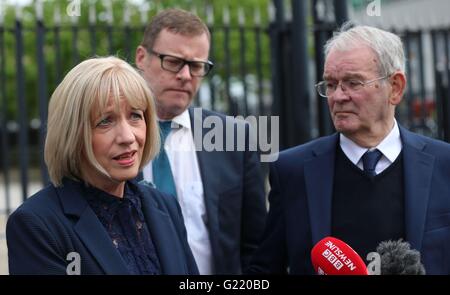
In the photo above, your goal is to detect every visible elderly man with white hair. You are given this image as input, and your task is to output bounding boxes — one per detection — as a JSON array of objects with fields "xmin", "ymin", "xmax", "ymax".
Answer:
[{"xmin": 247, "ymin": 24, "xmax": 450, "ymax": 275}]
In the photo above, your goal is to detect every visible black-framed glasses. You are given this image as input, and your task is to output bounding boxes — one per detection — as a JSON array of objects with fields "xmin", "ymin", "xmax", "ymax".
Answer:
[
  {"xmin": 315, "ymin": 74, "xmax": 391, "ymax": 98},
  {"xmin": 148, "ymin": 49, "xmax": 214, "ymax": 77}
]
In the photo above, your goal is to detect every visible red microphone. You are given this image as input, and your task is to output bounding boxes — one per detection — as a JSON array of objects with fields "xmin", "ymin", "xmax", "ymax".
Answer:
[{"xmin": 311, "ymin": 236, "xmax": 368, "ymax": 275}]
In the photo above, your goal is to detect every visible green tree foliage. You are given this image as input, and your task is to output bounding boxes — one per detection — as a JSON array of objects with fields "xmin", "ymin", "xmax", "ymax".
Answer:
[{"xmin": 0, "ymin": 0, "xmax": 272, "ymax": 120}]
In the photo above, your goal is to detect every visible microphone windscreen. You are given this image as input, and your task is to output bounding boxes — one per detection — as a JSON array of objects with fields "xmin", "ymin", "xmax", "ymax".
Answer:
[
  {"xmin": 311, "ymin": 236, "xmax": 368, "ymax": 275},
  {"xmin": 376, "ymin": 239, "xmax": 425, "ymax": 275}
]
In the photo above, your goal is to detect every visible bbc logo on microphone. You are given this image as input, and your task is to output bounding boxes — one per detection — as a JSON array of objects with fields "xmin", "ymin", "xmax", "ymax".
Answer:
[{"xmin": 322, "ymin": 249, "xmax": 344, "ymax": 270}]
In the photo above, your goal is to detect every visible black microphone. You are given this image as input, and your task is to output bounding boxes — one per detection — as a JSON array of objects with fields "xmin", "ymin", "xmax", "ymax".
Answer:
[{"xmin": 373, "ymin": 239, "xmax": 425, "ymax": 275}]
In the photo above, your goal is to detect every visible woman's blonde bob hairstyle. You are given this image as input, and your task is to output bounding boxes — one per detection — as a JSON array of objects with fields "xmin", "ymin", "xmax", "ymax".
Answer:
[{"xmin": 44, "ymin": 56, "xmax": 160, "ymax": 186}]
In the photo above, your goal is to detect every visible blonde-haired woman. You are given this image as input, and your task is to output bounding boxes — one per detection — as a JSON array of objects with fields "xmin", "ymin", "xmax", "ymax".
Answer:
[{"xmin": 6, "ymin": 56, "xmax": 198, "ymax": 275}]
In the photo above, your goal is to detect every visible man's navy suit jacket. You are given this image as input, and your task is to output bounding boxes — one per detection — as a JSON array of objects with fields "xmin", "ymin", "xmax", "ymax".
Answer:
[
  {"xmin": 187, "ymin": 108, "xmax": 267, "ymax": 274},
  {"xmin": 248, "ymin": 126, "xmax": 450, "ymax": 275},
  {"xmin": 6, "ymin": 179, "xmax": 199, "ymax": 275}
]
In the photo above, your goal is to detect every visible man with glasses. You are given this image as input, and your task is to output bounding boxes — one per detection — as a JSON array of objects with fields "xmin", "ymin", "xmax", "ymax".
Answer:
[
  {"xmin": 135, "ymin": 8, "xmax": 266, "ymax": 275},
  {"xmin": 247, "ymin": 24, "xmax": 450, "ymax": 274}
]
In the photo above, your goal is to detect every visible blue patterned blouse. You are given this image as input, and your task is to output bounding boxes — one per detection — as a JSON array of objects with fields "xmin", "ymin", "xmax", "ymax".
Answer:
[{"xmin": 84, "ymin": 181, "xmax": 162, "ymax": 275}]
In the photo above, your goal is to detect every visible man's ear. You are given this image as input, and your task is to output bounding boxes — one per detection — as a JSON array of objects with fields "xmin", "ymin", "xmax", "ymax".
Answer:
[
  {"xmin": 389, "ymin": 71, "xmax": 407, "ymax": 106},
  {"xmin": 135, "ymin": 46, "xmax": 147, "ymax": 70}
]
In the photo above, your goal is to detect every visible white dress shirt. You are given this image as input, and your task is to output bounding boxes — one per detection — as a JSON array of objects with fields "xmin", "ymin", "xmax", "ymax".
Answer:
[
  {"xmin": 143, "ymin": 109, "xmax": 214, "ymax": 274},
  {"xmin": 339, "ymin": 120, "xmax": 403, "ymax": 175}
]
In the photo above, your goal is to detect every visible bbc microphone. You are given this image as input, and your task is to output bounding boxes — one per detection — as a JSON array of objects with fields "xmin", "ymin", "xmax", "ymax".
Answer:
[{"xmin": 311, "ymin": 236, "xmax": 368, "ymax": 275}]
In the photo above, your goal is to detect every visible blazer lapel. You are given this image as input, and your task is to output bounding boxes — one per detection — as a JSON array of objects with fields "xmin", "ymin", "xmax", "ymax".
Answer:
[
  {"xmin": 303, "ymin": 128, "xmax": 434, "ymax": 251},
  {"xmin": 140, "ymin": 195, "xmax": 187, "ymax": 274},
  {"xmin": 400, "ymin": 127, "xmax": 435, "ymax": 251},
  {"xmin": 189, "ymin": 107, "xmax": 220, "ymax": 256},
  {"xmin": 57, "ymin": 180, "xmax": 129, "ymax": 274},
  {"xmin": 74, "ymin": 208, "xmax": 129, "ymax": 274},
  {"xmin": 304, "ymin": 134, "xmax": 339, "ymax": 244}
]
